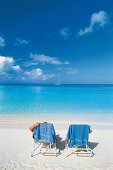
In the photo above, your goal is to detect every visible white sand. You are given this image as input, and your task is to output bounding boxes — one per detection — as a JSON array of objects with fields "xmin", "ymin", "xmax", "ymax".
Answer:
[{"xmin": 0, "ymin": 122, "xmax": 113, "ymax": 170}]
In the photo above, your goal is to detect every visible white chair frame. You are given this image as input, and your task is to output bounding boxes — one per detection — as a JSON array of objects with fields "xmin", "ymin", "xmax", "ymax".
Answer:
[
  {"xmin": 31, "ymin": 139, "xmax": 57, "ymax": 157},
  {"xmin": 66, "ymin": 143, "xmax": 93, "ymax": 157}
]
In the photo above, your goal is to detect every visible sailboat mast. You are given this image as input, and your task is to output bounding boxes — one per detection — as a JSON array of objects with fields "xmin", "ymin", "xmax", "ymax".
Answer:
[
  {"xmin": 58, "ymin": 74, "xmax": 60, "ymax": 84},
  {"xmin": 56, "ymin": 74, "xmax": 60, "ymax": 85}
]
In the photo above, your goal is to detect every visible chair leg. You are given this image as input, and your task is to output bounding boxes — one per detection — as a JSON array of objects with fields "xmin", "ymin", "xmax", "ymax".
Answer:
[
  {"xmin": 31, "ymin": 143, "xmax": 41, "ymax": 157},
  {"xmin": 86, "ymin": 145, "xmax": 93, "ymax": 157},
  {"xmin": 31, "ymin": 142, "xmax": 58, "ymax": 157},
  {"xmin": 54, "ymin": 142, "xmax": 57, "ymax": 157},
  {"xmin": 31, "ymin": 144, "xmax": 36, "ymax": 157},
  {"xmin": 66, "ymin": 145, "xmax": 93, "ymax": 157}
]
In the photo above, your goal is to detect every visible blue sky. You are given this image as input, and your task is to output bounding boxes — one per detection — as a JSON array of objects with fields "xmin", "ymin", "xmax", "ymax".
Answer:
[{"xmin": 0, "ymin": 0, "xmax": 113, "ymax": 84}]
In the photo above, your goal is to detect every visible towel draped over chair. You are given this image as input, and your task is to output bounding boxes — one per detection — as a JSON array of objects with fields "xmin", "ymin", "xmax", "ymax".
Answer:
[
  {"xmin": 66, "ymin": 124, "xmax": 90, "ymax": 147},
  {"xmin": 33, "ymin": 123, "xmax": 56, "ymax": 144}
]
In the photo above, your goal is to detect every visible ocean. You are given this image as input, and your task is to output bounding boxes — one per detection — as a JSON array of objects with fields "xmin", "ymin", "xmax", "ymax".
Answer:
[{"xmin": 0, "ymin": 84, "xmax": 113, "ymax": 118}]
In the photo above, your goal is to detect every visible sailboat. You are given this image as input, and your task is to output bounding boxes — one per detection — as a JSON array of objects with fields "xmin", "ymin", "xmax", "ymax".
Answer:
[{"xmin": 56, "ymin": 74, "xmax": 60, "ymax": 85}]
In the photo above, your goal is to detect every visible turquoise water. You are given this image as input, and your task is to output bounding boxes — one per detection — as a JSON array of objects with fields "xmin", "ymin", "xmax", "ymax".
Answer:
[{"xmin": 0, "ymin": 84, "xmax": 113, "ymax": 116}]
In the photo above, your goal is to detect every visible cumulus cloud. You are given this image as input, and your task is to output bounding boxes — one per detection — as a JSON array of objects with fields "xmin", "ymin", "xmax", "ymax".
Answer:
[
  {"xmin": 60, "ymin": 28, "xmax": 71, "ymax": 39},
  {"xmin": 24, "ymin": 68, "xmax": 55, "ymax": 80},
  {"xmin": 0, "ymin": 56, "xmax": 55, "ymax": 82},
  {"xmin": 0, "ymin": 56, "xmax": 21, "ymax": 73},
  {"xmin": 25, "ymin": 68, "xmax": 43, "ymax": 78},
  {"xmin": 0, "ymin": 56, "xmax": 14, "ymax": 71},
  {"xmin": 0, "ymin": 37, "xmax": 5, "ymax": 47},
  {"xmin": 30, "ymin": 53, "xmax": 69, "ymax": 65},
  {"xmin": 78, "ymin": 11, "xmax": 109, "ymax": 36},
  {"xmin": 14, "ymin": 38, "xmax": 29, "ymax": 45}
]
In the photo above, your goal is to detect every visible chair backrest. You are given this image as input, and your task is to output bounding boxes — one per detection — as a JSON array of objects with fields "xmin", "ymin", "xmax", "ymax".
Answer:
[
  {"xmin": 33, "ymin": 123, "xmax": 56, "ymax": 144},
  {"xmin": 66, "ymin": 124, "xmax": 90, "ymax": 147}
]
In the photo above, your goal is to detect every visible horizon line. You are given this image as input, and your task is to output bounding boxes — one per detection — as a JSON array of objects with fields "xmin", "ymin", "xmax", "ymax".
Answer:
[{"xmin": 0, "ymin": 83, "xmax": 113, "ymax": 85}]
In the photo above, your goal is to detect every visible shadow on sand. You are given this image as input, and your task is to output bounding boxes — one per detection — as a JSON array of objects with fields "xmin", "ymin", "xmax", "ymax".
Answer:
[
  {"xmin": 88, "ymin": 141, "xmax": 99, "ymax": 150},
  {"xmin": 31, "ymin": 135, "xmax": 99, "ymax": 157},
  {"xmin": 56, "ymin": 134, "xmax": 66, "ymax": 151}
]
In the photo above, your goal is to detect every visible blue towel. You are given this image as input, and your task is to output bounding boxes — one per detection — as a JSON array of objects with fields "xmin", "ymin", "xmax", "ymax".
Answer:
[
  {"xmin": 33, "ymin": 123, "xmax": 56, "ymax": 144},
  {"xmin": 66, "ymin": 124, "xmax": 90, "ymax": 147}
]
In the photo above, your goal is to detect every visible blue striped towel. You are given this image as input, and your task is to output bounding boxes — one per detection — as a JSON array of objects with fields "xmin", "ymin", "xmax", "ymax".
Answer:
[
  {"xmin": 66, "ymin": 124, "xmax": 90, "ymax": 147},
  {"xmin": 33, "ymin": 123, "xmax": 56, "ymax": 144}
]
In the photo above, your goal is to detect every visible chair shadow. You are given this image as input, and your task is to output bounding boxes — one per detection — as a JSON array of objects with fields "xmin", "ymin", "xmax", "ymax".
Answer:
[
  {"xmin": 77, "ymin": 142, "xmax": 99, "ymax": 157},
  {"xmin": 88, "ymin": 141, "xmax": 99, "ymax": 150},
  {"xmin": 56, "ymin": 134, "xmax": 66, "ymax": 151},
  {"xmin": 31, "ymin": 135, "xmax": 98, "ymax": 157}
]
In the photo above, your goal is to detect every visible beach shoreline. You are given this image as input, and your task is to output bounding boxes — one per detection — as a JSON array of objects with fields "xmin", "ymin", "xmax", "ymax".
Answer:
[{"xmin": 0, "ymin": 112, "xmax": 113, "ymax": 124}]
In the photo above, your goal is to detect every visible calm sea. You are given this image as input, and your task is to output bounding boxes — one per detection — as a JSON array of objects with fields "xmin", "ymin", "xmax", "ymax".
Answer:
[{"xmin": 0, "ymin": 84, "xmax": 113, "ymax": 117}]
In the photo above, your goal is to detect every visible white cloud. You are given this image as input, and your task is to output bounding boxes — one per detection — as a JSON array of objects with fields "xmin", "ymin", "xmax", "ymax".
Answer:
[
  {"xmin": 23, "ymin": 61, "xmax": 38, "ymax": 67},
  {"xmin": 0, "ymin": 56, "xmax": 21, "ymax": 73},
  {"xmin": 66, "ymin": 68, "xmax": 79, "ymax": 74},
  {"xmin": 30, "ymin": 53, "xmax": 70, "ymax": 65},
  {"xmin": 0, "ymin": 37, "xmax": 5, "ymax": 47},
  {"xmin": 78, "ymin": 11, "xmax": 109, "ymax": 36},
  {"xmin": 60, "ymin": 28, "xmax": 71, "ymax": 39},
  {"xmin": 57, "ymin": 67, "xmax": 63, "ymax": 70},
  {"xmin": 0, "ymin": 56, "xmax": 14, "ymax": 71},
  {"xmin": 41, "ymin": 73, "xmax": 55, "ymax": 80},
  {"xmin": 25, "ymin": 68, "xmax": 43, "ymax": 78},
  {"xmin": 15, "ymin": 38, "xmax": 29, "ymax": 45},
  {"xmin": 24, "ymin": 68, "xmax": 55, "ymax": 80},
  {"xmin": 11, "ymin": 65, "xmax": 21, "ymax": 71},
  {"xmin": 0, "ymin": 56, "xmax": 55, "ymax": 81}
]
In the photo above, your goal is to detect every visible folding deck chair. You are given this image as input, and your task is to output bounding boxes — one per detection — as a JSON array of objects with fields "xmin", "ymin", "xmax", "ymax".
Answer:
[
  {"xmin": 31, "ymin": 123, "xmax": 58, "ymax": 157},
  {"xmin": 66, "ymin": 124, "xmax": 93, "ymax": 157}
]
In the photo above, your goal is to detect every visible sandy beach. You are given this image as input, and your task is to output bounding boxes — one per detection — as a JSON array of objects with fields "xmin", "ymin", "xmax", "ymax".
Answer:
[
  {"xmin": 0, "ymin": 121, "xmax": 113, "ymax": 170},
  {"xmin": 0, "ymin": 0, "xmax": 113, "ymax": 169}
]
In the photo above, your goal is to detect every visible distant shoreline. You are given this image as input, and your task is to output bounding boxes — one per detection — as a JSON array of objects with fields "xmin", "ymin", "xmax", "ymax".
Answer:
[{"xmin": 0, "ymin": 113, "xmax": 113, "ymax": 125}]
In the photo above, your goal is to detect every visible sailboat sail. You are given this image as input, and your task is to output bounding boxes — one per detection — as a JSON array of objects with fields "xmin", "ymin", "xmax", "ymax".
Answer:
[{"xmin": 56, "ymin": 74, "xmax": 60, "ymax": 85}]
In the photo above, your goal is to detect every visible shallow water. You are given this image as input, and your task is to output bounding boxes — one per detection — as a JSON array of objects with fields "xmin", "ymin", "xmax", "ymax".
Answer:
[{"xmin": 0, "ymin": 84, "xmax": 113, "ymax": 117}]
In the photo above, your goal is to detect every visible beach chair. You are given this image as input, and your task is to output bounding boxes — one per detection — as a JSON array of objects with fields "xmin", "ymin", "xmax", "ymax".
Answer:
[
  {"xmin": 66, "ymin": 124, "xmax": 93, "ymax": 157},
  {"xmin": 31, "ymin": 123, "xmax": 58, "ymax": 157}
]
